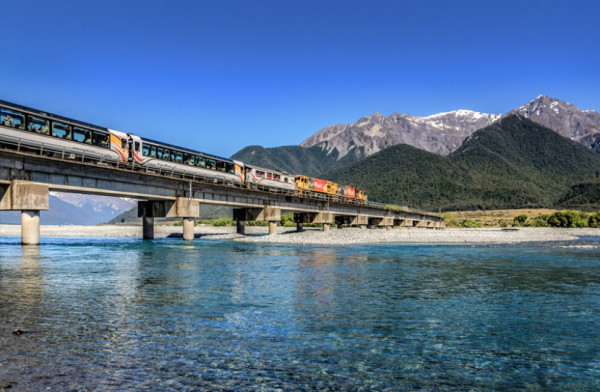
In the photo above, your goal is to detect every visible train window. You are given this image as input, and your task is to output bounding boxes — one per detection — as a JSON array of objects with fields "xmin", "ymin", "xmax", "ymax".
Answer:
[
  {"xmin": 52, "ymin": 121, "xmax": 72, "ymax": 139},
  {"xmin": 142, "ymin": 144, "xmax": 150, "ymax": 156},
  {"xmin": 274, "ymin": 174, "xmax": 280, "ymax": 181},
  {"xmin": 92, "ymin": 132, "xmax": 109, "ymax": 148},
  {"xmin": 72, "ymin": 127, "xmax": 91, "ymax": 143},
  {"xmin": 226, "ymin": 163, "xmax": 234, "ymax": 174},
  {"xmin": 256, "ymin": 171, "xmax": 265, "ymax": 178},
  {"xmin": 175, "ymin": 152, "xmax": 183, "ymax": 163},
  {"xmin": 161, "ymin": 149, "xmax": 170, "ymax": 160},
  {"xmin": 216, "ymin": 161, "xmax": 226, "ymax": 172},
  {"xmin": 183, "ymin": 154, "xmax": 194, "ymax": 165},
  {"xmin": 121, "ymin": 139, "xmax": 127, "ymax": 149},
  {"xmin": 170, "ymin": 151, "xmax": 176, "ymax": 161},
  {"xmin": 196, "ymin": 156, "xmax": 205, "ymax": 167},
  {"xmin": 27, "ymin": 115, "xmax": 49, "ymax": 134},
  {"xmin": 156, "ymin": 147, "xmax": 164, "ymax": 159},
  {"xmin": 1, "ymin": 108, "xmax": 25, "ymax": 129},
  {"xmin": 206, "ymin": 159, "xmax": 216, "ymax": 170},
  {"xmin": 150, "ymin": 146, "xmax": 157, "ymax": 157}
]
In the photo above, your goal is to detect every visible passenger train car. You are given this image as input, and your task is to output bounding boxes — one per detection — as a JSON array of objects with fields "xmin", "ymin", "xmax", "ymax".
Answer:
[{"xmin": 0, "ymin": 99, "xmax": 366, "ymax": 203}]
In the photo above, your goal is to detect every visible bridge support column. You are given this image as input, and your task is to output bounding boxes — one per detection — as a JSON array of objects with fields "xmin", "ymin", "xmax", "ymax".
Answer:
[
  {"xmin": 234, "ymin": 206, "xmax": 281, "ymax": 235},
  {"xmin": 268, "ymin": 221, "xmax": 277, "ymax": 236},
  {"xmin": 1, "ymin": 180, "xmax": 49, "ymax": 246},
  {"xmin": 21, "ymin": 210, "xmax": 40, "ymax": 245},
  {"xmin": 138, "ymin": 198, "xmax": 199, "ymax": 241},
  {"xmin": 237, "ymin": 220, "xmax": 245, "ymax": 235},
  {"xmin": 183, "ymin": 217, "xmax": 195, "ymax": 241},
  {"xmin": 296, "ymin": 222, "xmax": 304, "ymax": 232},
  {"xmin": 143, "ymin": 217, "xmax": 154, "ymax": 240},
  {"xmin": 294, "ymin": 212, "xmax": 332, "ymax": 233}
]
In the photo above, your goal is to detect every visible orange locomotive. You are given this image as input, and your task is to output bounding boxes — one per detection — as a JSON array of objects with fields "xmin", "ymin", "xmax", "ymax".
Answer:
[{"xmin": 295, "ymin": 175, "xmax": 367, "ymax": 202}]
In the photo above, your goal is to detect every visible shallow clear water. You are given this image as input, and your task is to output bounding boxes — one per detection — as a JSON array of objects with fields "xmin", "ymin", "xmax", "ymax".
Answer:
[{"xmin": 1, "ymin": 236, "xmax": 599, "ymax": 391}]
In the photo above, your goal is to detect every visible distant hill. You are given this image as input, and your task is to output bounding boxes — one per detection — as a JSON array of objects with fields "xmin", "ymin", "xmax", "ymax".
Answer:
[
  {"xmin": 0, "ymin": 193, "xmax": 136, "ymax": 225},
  {"xmin": 326, "ymin": 115, "xmax": 600, "ymax": 211},
  {"xmin": 231, "ymin": 144, "xmax": 360, "ymax": 177},
  {"xmin": 557, "ymin": 179, "xmax": 600, "ymax": 211}
]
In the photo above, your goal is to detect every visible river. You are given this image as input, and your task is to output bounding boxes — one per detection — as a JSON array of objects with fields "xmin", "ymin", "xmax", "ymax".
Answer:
[{"xmin": 1, "ymin": 236, "xmax": 599, "ymax": 391}]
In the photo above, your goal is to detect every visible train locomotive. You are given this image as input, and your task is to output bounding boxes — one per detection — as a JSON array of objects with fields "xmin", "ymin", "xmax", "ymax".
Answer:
[{"xmin": 0, "ymin": 99, "xmax": 366, "ymax": 203}]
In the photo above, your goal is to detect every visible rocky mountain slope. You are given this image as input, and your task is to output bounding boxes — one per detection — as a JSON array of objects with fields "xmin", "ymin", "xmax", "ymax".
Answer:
[
  {"xmin": 301, "ymin": 110, "xmax": 502, "ymax": 158},
  {"xmin": 327, "ymin": 115, "xmax": 600, "ymax": 211},
  {"xmin": 301, "ymin": 95, "xmax": 600, "ymax": 159},
  {"xmin": 510, "ymin": 95, "xmax": 600, "ymax": 153}
]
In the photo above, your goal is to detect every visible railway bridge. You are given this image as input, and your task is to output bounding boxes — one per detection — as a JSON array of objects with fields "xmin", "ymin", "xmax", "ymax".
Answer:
[{"xmin": 0, "ymin": 147, "xmax": 443, "ymax": 245}]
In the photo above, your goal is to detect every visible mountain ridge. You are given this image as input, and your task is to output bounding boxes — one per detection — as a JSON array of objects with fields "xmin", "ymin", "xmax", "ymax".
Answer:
[
  {"xmin": 326, "ymin": 115, "xmax": 600, "ymax": 210},
  {"xmin": 299, "ymin": 95, "xmax": 600, "ymax": 160}
]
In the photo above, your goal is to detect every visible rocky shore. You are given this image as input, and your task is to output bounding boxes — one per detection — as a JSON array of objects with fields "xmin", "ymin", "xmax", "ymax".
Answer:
[{"xmin": 1, "ymin": 224, "xmax": 599, "ymax": 245}]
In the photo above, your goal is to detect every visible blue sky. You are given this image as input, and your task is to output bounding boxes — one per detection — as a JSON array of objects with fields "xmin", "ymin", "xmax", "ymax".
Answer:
[{"xmin": 1, "ymin": 0, "xmax": 599, "ymax": 157}]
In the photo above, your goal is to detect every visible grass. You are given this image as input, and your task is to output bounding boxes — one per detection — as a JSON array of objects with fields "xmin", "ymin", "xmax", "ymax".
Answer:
[{"xmin": 444, "ymin": 209, "xmax": 563, "ymax": 228}]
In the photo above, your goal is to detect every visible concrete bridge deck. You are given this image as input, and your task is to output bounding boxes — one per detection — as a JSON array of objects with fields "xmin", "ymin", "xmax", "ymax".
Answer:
[{"xmin": 0, "ymin": 147, "xmax": 443, "ymax": 244}]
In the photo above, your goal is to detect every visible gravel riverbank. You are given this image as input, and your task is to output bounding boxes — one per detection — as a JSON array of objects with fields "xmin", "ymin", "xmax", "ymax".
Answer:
[{"xmin": 1, "ymin": 224, "xmax": 599, "ymax": 245}]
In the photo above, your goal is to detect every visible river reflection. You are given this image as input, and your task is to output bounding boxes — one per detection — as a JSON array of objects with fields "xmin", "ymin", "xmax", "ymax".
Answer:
[{"xmin": 0, "ymin": 237, "xmax": 599, "ymax": 391}]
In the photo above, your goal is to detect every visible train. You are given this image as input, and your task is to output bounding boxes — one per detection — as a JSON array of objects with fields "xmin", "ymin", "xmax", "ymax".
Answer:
[{"xmin": 0, "ymin": 99, "xmax": 366, "ymax": 203}]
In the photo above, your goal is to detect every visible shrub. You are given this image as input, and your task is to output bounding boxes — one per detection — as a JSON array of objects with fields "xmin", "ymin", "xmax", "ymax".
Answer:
[
  {"xmin": 461, "ymin": 219, "xmax": 481, "ymax": 228},
  {"xmin": 547, "ymin": 211, "xmax": 589, "ymax": 228},
  {"xmin": 588, "ymin": 211, "xmax": 600, "ymax": 228},
  {"xmin": 512, "ymin": 214, "xmax": 528, "ymax": 227}
]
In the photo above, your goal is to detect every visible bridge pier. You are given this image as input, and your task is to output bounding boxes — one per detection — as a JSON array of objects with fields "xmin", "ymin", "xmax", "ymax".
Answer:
[
  {"xmin": 21, "ymin": 210, "xmax": 41, "ymax": 245},
  {"xmin": 183, "ymin": 217, "xmax": 195, "ymax": 241},
  {"xmin": 138, "ymin": 198, "xmax": 199, "ymax": 240},
  {"xmin": 268, "ymin": 221, "xmax": 278, "ymax": 235},
  {"xmin": 236, "ymin": 220, "xmax": 245, "ymax": 235},
  {"xmin": 294, "ymin": 212, "xmax": 332, "ymax": 232},
  {"xmin": 0, "ymin": 180, "xmax": 49, "ymax": 245},
  {"xmin": 234, "ymin": 206, "xmax": 281, "ymax": 236},
  {"xmin": 143, "ymin": 217, "xmax": 154, "ymax": 240}
]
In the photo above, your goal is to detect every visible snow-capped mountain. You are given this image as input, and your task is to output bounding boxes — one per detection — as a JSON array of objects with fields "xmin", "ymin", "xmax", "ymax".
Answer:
[
  {"xmin": 301, "ymin": 110, "xmax": 502, "ymax": 158},
  {"xmin": 509, "ymin": 95, "xmax": 600, "ymax": 153},
  {"xmin": 301, "ymin": 95, "xmax": 600, "ymax": 158}
]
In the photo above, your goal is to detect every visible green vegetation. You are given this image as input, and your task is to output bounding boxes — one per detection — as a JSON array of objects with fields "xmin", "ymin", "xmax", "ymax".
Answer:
[
  {"xmin": 231, "ymin": 145, "xmax": 360, "ymax": 178},
  {"xmin": 327, "ymin": 116, "xmax": 600, "ymax": 211},
  {"xmin": 184, "ymin": 214, "xmax": 322, "ymax": 228},
  {"xmin": 384, "ymin": 204, "xmax": 406, "ymax": 212},
  {"xmin": 511, "ymin": 210, "xmax": 599, "ymax": 228},
  {"xmin": 461, "ymin": 218, "xmax": 482, "ymax": 228}
]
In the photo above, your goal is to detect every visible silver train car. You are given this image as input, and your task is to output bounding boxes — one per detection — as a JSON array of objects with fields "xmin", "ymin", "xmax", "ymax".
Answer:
[
  {"xmin": 0, "ymin": 99, "xmax": 367, "ymax": 202},
  {"xmin": 0, "ymin": 100, "xmax": 244, "ymax": 185}
]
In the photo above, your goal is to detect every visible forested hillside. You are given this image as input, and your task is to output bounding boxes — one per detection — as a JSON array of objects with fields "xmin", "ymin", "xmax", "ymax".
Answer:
[
  {"xmin": 231, "ymin": 145, "xmax": 361, "ymax": 177},
  {"xmin": 327, "ymin": 116, "xmax": 600, "ymax": 210}
]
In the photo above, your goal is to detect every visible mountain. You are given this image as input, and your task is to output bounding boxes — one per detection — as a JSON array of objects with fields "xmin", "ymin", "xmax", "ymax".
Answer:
[
  {"xmin": 298, "ymin": 95, "xmax": 600, "ymax": 162},
  {"xmin": 231, "ymin": 144, "xmax": 360, "ymax": 177},
  {"xmin": 0, "ymin": 193, "xmax": 137, "ymax": 225},
  {"xmin": 510, "ymin": 95, "xmax": 600, "ymax": 151},
  {"xmin": 326, "ymin": 115, "xmax": 600, "ymax": 211},
  {"xmin": 300, "ymin": 110, "xmax": 502, "ymax": 158}
]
